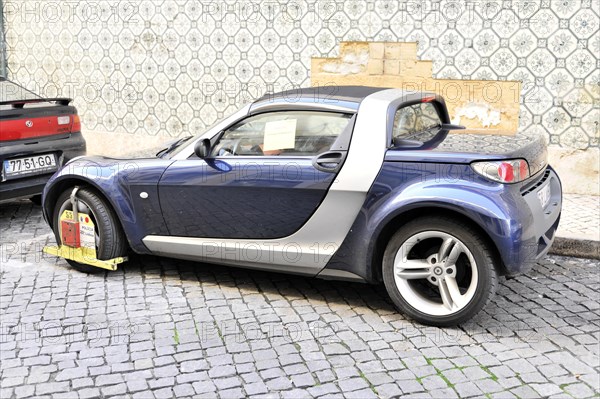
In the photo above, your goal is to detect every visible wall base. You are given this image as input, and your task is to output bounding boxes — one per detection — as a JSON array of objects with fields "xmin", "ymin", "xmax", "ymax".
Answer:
[{"xmin": 548, "ymin": 147, "xmax": 599, "ymax": 196}]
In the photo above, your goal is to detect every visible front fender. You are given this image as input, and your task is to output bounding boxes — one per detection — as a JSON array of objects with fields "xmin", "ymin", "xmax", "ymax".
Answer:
[
  {"xmin": 43, "ymin": 158, "xmax": 136, "ymax": 223},
  {"xmin": 43, "ymin": 156, "xmax": 173, "ymax": 253}
]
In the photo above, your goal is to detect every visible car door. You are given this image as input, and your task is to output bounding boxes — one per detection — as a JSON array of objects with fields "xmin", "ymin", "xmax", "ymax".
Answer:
[{"xmin": 157, "ymin": 110, "xmax": 355, "ymax": 238}]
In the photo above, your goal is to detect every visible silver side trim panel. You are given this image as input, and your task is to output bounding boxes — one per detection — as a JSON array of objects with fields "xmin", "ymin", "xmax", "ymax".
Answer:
[{"xmin": 146, "ymin": 89, "xmax": 404, "ymax": 276}]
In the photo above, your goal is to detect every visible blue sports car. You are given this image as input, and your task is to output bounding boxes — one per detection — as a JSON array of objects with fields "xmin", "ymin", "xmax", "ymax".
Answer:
[{"xmin": 42, "ymin": 86, "xmax": 562, "ymax": 326}]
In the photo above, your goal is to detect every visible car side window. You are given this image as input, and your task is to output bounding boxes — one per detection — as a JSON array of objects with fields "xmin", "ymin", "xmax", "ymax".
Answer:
[
  {"xmin": 392, "ymin": 103, "xmax": 442, "ymax": 144},
  {"xmin": 211, "ymin": 111, "xmax": 352, "ymax": 157}
]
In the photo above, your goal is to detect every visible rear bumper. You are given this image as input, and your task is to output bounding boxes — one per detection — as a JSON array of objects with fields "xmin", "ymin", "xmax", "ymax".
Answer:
[
  {"xmin": 0, "ymin": 173, "xmax": 54, "ymax": 202},
  {"xmin": 0, "ymin": 132, "xmax": 86, "ymax": 202},
  {"xmin": 501, "ymin": 166, "xmax": 562, "ymax": 275}
]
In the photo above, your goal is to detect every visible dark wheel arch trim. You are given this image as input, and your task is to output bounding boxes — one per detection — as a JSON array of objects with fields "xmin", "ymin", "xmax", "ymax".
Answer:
[
  {"xmin": 370, "ymin": 205, "xmax": 506, "ymax": 283},
  {"xmin": 43, "ymin": 177, "xmax": 133, "ymax": 250}
]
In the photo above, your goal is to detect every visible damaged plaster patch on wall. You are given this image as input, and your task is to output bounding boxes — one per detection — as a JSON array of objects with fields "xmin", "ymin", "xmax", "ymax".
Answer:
[
  {"xmin": 313, "ymin": 42, "xmax": 521, "ymax": 134},
  {"xmin": 452, "ymin": 103, "xmax": 503, "ymax": 128},
  {"xmin": 321, "ymin": 49, "xmax": 369, "ymax": 75}
]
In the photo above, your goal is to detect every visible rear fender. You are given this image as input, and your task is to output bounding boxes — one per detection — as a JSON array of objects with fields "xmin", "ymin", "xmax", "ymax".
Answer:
[{"xmin": 325, "ymin": 162, "xmax": 532, "ymax": 281}]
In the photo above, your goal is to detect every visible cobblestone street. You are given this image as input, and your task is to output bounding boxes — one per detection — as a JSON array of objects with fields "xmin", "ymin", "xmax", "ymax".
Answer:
[{"xmin": 1, "ymin": 200, "xmax": 599, "ymax": 398}]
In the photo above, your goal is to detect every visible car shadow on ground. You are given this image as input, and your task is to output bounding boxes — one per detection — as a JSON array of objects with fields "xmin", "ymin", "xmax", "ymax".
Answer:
[
  {"xmin": 111, "ymin": 254, "xmax": 544, "ymax": 343},
  {"xmin": 111, "ymin": 254, "xmax": 528, "ymax": 336},
  {"xmin": 124, "ymin": 252, "xmax": 399, "ymax": 314}
]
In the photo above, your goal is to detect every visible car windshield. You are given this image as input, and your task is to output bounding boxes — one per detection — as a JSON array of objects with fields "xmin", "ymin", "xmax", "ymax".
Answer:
[
  {"xmin": 165, "ymin": 107, "xmax": 242, "ymax": 158},
  {"xmin": 160, "ymin": 119, "xmax": 223, "ymax": 158},
  {"xmin": 0, "ymin": 78, "xmax": 41, "ymax": 102}
]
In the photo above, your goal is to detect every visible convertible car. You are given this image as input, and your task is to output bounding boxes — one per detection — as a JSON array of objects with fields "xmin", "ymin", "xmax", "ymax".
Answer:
[{"xmin": 42, "ymin": 86, "xmax": 562, "ymax": 326}]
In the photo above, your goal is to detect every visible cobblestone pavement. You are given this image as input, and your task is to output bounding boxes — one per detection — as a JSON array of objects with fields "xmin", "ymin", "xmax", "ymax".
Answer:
[
  {"xmin": 1, "ymin": 200, "xmax": 599, "ymax": 399},
  {"xmin": 557, "ymin": 195, "xmax": 600, "ymax": 241}
]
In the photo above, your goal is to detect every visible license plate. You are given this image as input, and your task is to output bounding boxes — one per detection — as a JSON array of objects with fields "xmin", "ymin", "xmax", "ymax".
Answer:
[
  {"xmin": 537, "ymin": 183, "xmax": 551, "ymax": 208},
  {"xmin": 3, "ymin": 154, "xmax": 57, "ymax": 179}
]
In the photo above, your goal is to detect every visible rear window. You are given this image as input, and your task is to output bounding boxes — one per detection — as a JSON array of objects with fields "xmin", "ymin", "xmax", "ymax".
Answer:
[
  {"xmin": 0, "ymin": 79, "xmax": 41, "ymax": 102},
  {"xmin": 392, "ymin": 102, "xmax": 442, "ymax": 144}
]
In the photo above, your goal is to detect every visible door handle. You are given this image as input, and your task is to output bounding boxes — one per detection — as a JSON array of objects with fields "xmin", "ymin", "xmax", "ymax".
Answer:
[
  {"xmin": 316, "ymin": 156, "xmax": 342, "ymax": 163},
  {"xmin": 313, "ymin": 151, "xmax": 346, "ymax": 173}
]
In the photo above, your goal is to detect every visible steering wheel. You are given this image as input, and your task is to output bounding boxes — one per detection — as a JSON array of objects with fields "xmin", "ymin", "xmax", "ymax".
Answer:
[
  {"xmin": 217, "ymin": 137, "xmax": 264, "ymax": 156},
  {"xmin": 220, "ymin": 138, "xmax": 245, "ymax": 156}
]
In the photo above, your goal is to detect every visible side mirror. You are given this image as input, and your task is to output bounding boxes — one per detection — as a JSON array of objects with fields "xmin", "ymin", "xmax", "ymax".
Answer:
[{"xmin": 194, "ymin": 139, "xmax": 211, "ymax": 159}]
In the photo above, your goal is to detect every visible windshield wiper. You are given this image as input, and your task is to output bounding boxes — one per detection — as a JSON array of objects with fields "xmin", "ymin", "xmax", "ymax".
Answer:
[{"xmin": 156, "ymin": 136, "xmax": 193, "ymax": 157}]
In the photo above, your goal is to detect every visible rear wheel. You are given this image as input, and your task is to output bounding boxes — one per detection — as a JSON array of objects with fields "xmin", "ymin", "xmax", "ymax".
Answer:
[
  {"xmin": 382, "ymin": 217, "xmax": 498, "ymax": 326},
  {"xmin": 52, "ymin": 187, "xmax": 128, "ymax": 273}
]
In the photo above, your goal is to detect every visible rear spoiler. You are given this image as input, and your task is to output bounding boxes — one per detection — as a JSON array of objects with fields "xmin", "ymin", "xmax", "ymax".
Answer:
[{"xmin": 0, "ymin": 98, "xmax": 73, "ymax": 108}]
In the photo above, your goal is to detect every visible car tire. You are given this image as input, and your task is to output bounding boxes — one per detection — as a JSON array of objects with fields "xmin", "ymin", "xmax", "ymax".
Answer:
[
  {"xmin": 52, "ymin": 187, "xmax": 128, "ymax": 273},
  {"xmin": 382, "ymin": 216, "xmax": 498, "ymax": 327}
]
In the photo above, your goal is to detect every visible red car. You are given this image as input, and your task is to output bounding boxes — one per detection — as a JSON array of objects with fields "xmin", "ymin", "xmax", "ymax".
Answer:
[{"xmin": 0, "ymin": 78, "xmax": 86, "ymax": 203}]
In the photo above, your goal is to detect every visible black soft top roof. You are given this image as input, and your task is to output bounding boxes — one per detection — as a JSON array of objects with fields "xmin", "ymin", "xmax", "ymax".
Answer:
[{"xmin": 255, "ymin": 86, "xmax": 389, "ymax": 104}]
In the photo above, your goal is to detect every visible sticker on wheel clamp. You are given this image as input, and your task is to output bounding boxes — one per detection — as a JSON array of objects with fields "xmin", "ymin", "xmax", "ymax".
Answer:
[
  {"xmin": 60, "ymin": 210, "xmax": 97, "ymax": 259},
  {"xmin": 78, "ymin": 213, "xmax": 95, "ymax": 252},
  {"xmin": 61, "ymin": 209, "xmax": 74, "ymax": 221}
]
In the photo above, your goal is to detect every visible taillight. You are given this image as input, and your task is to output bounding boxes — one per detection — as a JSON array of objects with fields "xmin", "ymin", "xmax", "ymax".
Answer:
[
  {"xmin": 57, "ymin": 116, "xmax": 70, "ymax": 125},
  {"xmin": 471, "ymin": 159, "xmax": 530, "ymax": 183},
  {"xmin": 71, "ymin": 114, "xmax": 81, "ymax": 132}
]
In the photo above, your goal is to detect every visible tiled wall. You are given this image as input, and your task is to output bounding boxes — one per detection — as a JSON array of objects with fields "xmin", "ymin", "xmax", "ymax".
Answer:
[{"xmin": 3, "ymin": 0, "xmax": 599, "ymax": 151}]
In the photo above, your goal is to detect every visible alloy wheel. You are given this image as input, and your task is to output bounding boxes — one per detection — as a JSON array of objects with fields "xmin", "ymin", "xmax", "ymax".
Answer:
[{"xmin": 393, "ymin": 231, "xmax": 478, "ymax": 316}]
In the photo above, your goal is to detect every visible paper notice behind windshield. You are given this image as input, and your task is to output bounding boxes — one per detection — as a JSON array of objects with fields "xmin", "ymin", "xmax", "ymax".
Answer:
[{"xmin": 263, "ymin": 119, "xmax": 296, "ymax": 151}]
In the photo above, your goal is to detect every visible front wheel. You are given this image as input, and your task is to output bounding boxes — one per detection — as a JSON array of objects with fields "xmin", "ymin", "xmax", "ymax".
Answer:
[
  {"xmin": 52, "ymin": 187, "xmax": 128, "ymax": 273},
  {"xmin": 382, "ymin": 217, "xmax": 498, "ymax": 327}
]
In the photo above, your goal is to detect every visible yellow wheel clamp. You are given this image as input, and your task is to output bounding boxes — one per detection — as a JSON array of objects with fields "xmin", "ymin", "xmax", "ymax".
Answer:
[{"xmin": 43, "ymin": 187, "xmax": 127, "ymax": 270}]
